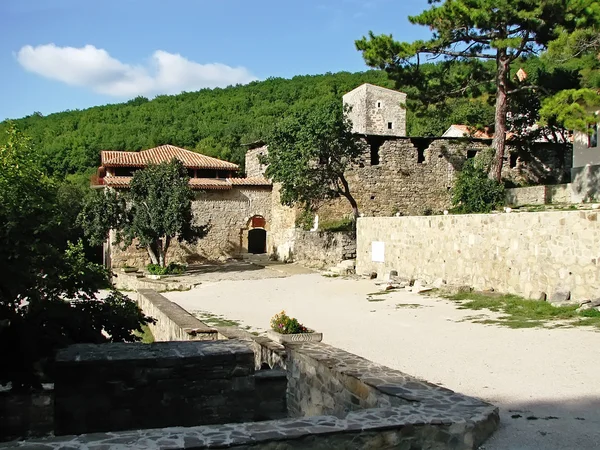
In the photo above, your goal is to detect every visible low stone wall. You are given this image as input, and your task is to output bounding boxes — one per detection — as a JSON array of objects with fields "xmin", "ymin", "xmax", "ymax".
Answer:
[
  {"xmin": 0, "ymin": 389, "xmax": 53, "ymax": 442},
  {"xmin": 505, "ymin": 184, "xmax": 573, "ymax": 206},
  {"xmin": 357, "ymin": 212, "xmax": 600, "ymax": 300},
  {"xmin": 137, "ymin": 289, "xmax": 218, "ymax": 341},
  {"xmin": 291, "ymin": 230, "xmax": 356, "ymax": 268},
  {"xmin": 113, "ymin": 271, "xmax": 198, "ymax": 292},
  {"xmin": 53, "ymin": 340, "xmax": 286, "ymax": 435},
  {"xmin": 13, "ymin": 341, "xmax": 499, "ymax": 449}
]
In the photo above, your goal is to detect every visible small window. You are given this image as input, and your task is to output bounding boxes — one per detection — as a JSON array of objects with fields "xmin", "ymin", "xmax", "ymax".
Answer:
[
  {"xmin": 466, "ymin": 150, "xmax": 477, "ymax": 159},
  {"xmin": 509, "ymin": 153, "xmax": 518, "ymax": 168},
  {"xmin": 387, "ymin": 122, "xmax": 393, "ymax": 130},
  {"xmin": 417, "ymin": 148, "xmax": 425, "ymax": 164},
  {"xmin": 377, "ymin": 101, "xmax": 381, "ymax": 108},
  {"xmin": 589, "ymin": 123, "xmax": 598, "ymax": 148}
]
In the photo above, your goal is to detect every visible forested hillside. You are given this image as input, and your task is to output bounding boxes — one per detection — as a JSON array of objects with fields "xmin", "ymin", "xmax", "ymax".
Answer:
[{"xmin": 0, "ymin": 53, "xmax": 579, "ymax": 178}]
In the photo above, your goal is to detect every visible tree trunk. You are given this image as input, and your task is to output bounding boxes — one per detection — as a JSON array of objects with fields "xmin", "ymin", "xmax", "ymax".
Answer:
[
  {"xmin": 157, "ymin": 239, "xmax": 166, "ymax": 268},
  {"xmin": 339, "ymin": 174, "xmax": 359, "ymax": 220},
  {"xmin": 492, "ymin": 49, "xmax": 510, "ymax": 182},
  {"xmin": 146, "ymin": 244, "xmax": 159, "ymax": 265}
]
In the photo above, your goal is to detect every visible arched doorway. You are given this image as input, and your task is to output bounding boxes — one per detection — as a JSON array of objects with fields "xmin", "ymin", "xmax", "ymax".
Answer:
[
  {"xmin": 248, "ymin": 228, "xmax": 267, "ymax": 254},
  {"xmin": 243, "ymin": 215, "xmax": 267, "ymax": 254}
]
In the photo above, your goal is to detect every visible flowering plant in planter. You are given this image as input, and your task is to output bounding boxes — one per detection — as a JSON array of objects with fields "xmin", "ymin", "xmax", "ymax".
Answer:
[
  {"xmin": 268, "ymin": 311, "xmax": 322, "ymax": 344},
  {"xmin": 270, "ymin": 310, "xmax": 309, "ymax": 334}
]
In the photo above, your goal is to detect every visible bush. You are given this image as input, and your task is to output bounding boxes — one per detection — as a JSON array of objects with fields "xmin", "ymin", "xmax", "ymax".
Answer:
[
  {"xmin": 270, "ymin": 311, "xmax": 309, "ymax": 334},
  {"xmin": 319, "ymin": 217, "xmax": 354, "ymax": 232},
  {"xmin": 147, "ymin": 262, "xmax": 186, "ymax": 275},
  {"xmin": 295, "ymin": 209, "xmax": 315, "ymax": 231},
  {"xmin": 451, "ymin": 158, "xmax": 505, "ymax": 213}
]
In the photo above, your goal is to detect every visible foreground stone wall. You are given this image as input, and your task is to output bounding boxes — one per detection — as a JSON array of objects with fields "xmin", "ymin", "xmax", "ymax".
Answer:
[
  {"xmin": 357, "ymin": 212, "xmax": 600, "ymax": 300},
  {"xmin": 110, "ymin": 186, "xmax": 272, "ymax": 268},
  {"xmin": 53, "ymin": 340, "xmax": 286, "ymax": 435},
  {"xmin": 317, "ymin": 138, "xmax": 572, "ymax": 220},
  {"xmin": 0, "ymin": 389, "xmax": 53, "ymax": 442},
  {"xmin": 291, "ymin": 231, "xmax": 356, "ymax": 268}
]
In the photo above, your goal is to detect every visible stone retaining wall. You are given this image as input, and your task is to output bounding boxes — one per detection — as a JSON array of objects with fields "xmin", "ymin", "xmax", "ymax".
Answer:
[
  {"xmin": 137, "ymin": 289, "xmax": 218, "ymax": 341},
  {"xmin": 291, "ymin": 231, "xmax": 356, "ymax": 268},
  {"xmin": 356, "ymin": 212, "xmax": 600, "ymax": 300},
  {"xmin": 0, "ymin": 389, "xmax": 53, "ymax": 442},
  {"xmin": 53, "ymin": 340, "xmax": 286, "ymax": 435}
]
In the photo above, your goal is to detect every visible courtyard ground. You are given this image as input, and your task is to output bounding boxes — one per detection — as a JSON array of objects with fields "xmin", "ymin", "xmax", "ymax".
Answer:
[{"xmin": 164, "ymin": 268, "xmax": 600, "ymax": 450}]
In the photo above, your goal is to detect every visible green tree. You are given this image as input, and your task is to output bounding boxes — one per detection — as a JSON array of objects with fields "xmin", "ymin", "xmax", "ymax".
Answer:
[
  {"xmin": 265, "ymin": 101, "xmax": 366, "ymax": 220},
  {"xmin": 540, "ymin": 28, "xmax": 600, "ymax": 131},
  {"xmin": 80, "ymin": 159, "xmax": 208, "ymax": 267},
  {"xmin": 451, "ymin": 152, "xmax": 505, "ymax": 213},
  {"xmin": 0, "ymin": 126, "xmax": 152, "ymax": 389},
  {"xmin": 356, "ymin": 0, "xmax": 598, "ymax": 181}
]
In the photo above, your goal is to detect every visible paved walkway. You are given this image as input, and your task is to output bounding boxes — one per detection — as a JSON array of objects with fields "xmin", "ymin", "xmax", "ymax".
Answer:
[{"xmin": 164, "ymin": 273, "xmax": 600, "ymax": 450}]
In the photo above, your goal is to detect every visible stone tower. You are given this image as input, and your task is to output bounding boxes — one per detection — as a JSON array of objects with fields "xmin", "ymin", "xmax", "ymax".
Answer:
[{"xmin": 343, "ymin": 83, "xmax": 407, "ymax": 137}]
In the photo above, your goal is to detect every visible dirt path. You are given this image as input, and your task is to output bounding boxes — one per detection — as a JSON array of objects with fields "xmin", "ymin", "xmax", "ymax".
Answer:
[{"xmin": 164, "ymin": 273, "xmax": 600, "ymax": 450}]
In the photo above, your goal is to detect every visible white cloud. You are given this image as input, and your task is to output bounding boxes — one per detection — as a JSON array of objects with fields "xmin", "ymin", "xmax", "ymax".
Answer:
[{"xmin": 16, "ymin": 44, "xmax": 257, "ymax": 97}]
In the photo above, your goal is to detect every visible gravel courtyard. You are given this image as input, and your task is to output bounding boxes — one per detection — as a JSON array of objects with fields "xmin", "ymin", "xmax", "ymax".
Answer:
[{"xmin": 164, "ymin": 270, "xmax": 600, "ymax": 450}]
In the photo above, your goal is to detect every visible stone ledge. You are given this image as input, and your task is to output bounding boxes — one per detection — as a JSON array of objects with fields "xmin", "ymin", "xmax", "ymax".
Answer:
[{"xmin": 1, "ymin": 403, "xmax": 499, "ymax": 449}]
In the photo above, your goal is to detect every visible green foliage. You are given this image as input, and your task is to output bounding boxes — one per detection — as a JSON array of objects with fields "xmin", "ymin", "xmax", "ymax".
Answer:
[
  {"xmin": 0, "ymin": 127, "xmax": 152, "ymax": 389},
  {"xmin": 356, "ymin": 0, "xmax": 599, "ymax": 178},
  {"xmin": 446, "ymin": 291, "xmax": 600, "ymax": 329},
  {"xmin": 147, "ymin": 262, "xmax": 186, "ymax": 275},
  {"xmin": 270, "ymin": 310, "xmax": 309, "ymax": 334},
  {"xmin": 451, "ymin": 157, "xmax": 504, "ymax": 214},
  {"xmin": 295, "ymin": 209, "xmax": 315, "ymax": 231},
  {"xmin": 266, "ymin": 100, "xmax": 365, "ymax": 218},
  {"xmin": 0, "ymin": 72, "xmax": 393, "ymax": 177},
  {"xmin": 79, "ymin": 159, "xmax": 209, "ymax": 267},
  {"xmin": 319, "ymin": 218, "xmax": 354, "ymax": 232}
]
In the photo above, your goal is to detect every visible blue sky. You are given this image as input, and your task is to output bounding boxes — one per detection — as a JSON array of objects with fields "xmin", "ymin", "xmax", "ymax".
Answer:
[{"xmin": 0, "ymin": 0, "xmax": 432, "ymax": 120}]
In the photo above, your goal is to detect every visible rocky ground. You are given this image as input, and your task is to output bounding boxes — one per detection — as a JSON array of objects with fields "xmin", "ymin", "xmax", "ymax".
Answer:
[{"xmin": 165, "ymin": 268, "xmax": 600, "ymax": 450}]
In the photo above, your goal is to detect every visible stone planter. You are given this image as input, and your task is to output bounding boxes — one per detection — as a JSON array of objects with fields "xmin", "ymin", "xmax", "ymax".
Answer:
[
  {"xmin": 267, "ymin": 330, "xmax": 323, "ymax": 344},
  {"xmin": 120, "ymin": 267, "xmax": 138, "ymax": 273}
]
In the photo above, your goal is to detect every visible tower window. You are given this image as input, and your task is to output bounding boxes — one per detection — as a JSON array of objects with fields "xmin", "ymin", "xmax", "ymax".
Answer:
[
  {"xmin": 509, "ymin": 153, "xmax": 518, "ymax": 168},
  {"xmin": 377, "ymin": 101, "xmax": 381, "ymax": 108},
  {"xmin": 417, "ymin": 148, "xmax": 425, "ymax": 164},
  {"xmin": 387, "ymin": 122, "xmax": 393, "ymax": 130},
  {"xmin": 466, "ymin": 150, "xmax": 477, "ymax": 159}
]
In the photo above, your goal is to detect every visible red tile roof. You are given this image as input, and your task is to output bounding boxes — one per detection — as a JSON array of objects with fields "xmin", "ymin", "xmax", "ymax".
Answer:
[
  {"xmin": 101, "ymin": 145, "xmax": 239, "ymax": 170},
  {"xmin": 101, "ymin": 176, "xmax": 271, "ymax": 190}
]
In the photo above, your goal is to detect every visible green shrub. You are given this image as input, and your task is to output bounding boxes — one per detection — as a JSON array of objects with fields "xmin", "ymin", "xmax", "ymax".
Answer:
[
  {"xmin": 451, "ymin": 158, "xmax": 504, "ymax": 213},
  {"xmin": 319, "ymin": 217, "xmax": 354, "ymax": 232},
  {"xmin": 270, "ymin": 310, "xmax": 310, "ymax": 334},
  {"xmin": 147, "ymin": 262, "xmax": 186, "ymax": 275},
  {"xmin": 295, "ymin": 209, "xmax": 315, "ymax": 231}
]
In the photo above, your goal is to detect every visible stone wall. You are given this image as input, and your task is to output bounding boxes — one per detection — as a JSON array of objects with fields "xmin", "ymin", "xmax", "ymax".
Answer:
[
  {"xmin": 245, "ymin": 145, "xmax": 268, "ymax": 178},
  {"xmin": 317, "ymin": 137, "xmax": 572, "ymax": 220},
  {"xmin": 0, "ymin": 389, "xmax": 53, "ymax": 442},
  {"xmin": 110, "ymin": 186, "xmax": 272, "ymax": 268},
  {"xmin": 137, "ymin": 289, "xmax": 218, "ymax": 341},
  {"xmin": 343, "ymin": 84, "xmax": 407, "ymax": 137},
  {"xmin": 291, "ymin": 231, "xmax": 356, "ymax": 268},
  {"xmin": 356, "ymin": 212, "xmax": 600, "ymax": 301},
  {"xmin": 505, "ymin": 184, "xmax": 573, "ymax": 206},
  {"xmin": 53, "ymin": 340, "xmax": 287, "ymax": 435}
]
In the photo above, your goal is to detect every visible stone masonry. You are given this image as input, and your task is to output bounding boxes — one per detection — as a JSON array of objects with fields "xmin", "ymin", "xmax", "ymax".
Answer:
[
  {"xmin": 53, "ymin": 340, "xmax": 287, "ymax": 436},
  {"xmin": 343, "ymin": 83, "xmax": 407, "ymax": 137},
  {"xmin": 356, "ymin": 211, "xmax": 600, "ymax": 301}
]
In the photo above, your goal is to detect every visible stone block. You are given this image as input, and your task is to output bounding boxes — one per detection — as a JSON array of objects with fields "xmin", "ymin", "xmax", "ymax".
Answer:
[{"xmin": 549, "ymin": 290, "xmax": 571, "ymax": 304}]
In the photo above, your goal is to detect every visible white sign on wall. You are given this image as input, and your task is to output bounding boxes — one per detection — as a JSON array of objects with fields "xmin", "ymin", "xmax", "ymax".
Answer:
[{"xmin": 372, "ymin": 241, "xmax": 385, "ymax": 263}]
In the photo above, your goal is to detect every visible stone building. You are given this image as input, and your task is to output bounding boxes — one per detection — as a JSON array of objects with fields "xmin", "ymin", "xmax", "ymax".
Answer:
[
  {"xmin": 93, "ymin": 145, "xmax": 273, "ymax": 268},
  {"xmin": 343, "ymin": 83, "xmax": 407, "ymax": 137},
  {"xmin": 92, "ymin": 84, "xmax": 573, "ymax": 267}
]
